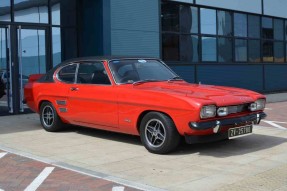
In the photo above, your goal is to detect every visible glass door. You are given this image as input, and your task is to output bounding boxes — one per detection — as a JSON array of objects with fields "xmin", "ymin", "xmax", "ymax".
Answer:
[
  {"xmin": 0, "ymin": 26, "xmax": 12, "ymax": 114},
  {"xmin": 17, "ymin": 27, "xmax": 47, "ymax": 112}
]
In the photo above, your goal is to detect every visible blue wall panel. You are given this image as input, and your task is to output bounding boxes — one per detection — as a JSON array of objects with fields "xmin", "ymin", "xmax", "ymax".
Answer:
[
  {"xmin": 265, "ymin": 65, "xmax": 287, "ymax": 92},
  {"xmin": 170, "ymin": 65, "xmax": 195, "ymax": 83},
  {"xmin": 197, "ymin": 65, "xmax": 264, "ymax": 91},
  {"xmin": 110, "ymin": 0, "xmax": 160, "ymax": 57},
  {"xmin": 80, "ymin": 0, "xmax": 103, "ymax": 56}
]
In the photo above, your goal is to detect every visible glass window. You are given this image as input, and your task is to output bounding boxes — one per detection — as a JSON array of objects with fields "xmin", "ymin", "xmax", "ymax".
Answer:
[
  {"xmin": 274, "ymin": 42, "xmax": 284, "ymax": 63},
  {"xmin": 200, "ymin": 8, "xmax": 216, "ymax": 35},
  {"xmin": 162, "ymin": 34, "xmax": 179, "ymax": 61},
  {"xmin": 51, "ymin": 0, "xmax": 60, "ymax": 25},
  {"xmin": 58, "ymin": 64, "xmax": 77, "ymax": 83},
  {"xmin": 162, "ymin": 2, "xmax": 179, "ymax": 32},
  {"xmin": 180, "ymin": 6, "xmax": 198, "ymax": 34},
  {"xmin": 262, "ymin": 17, "xmax": 273, "ymax": 39},
  {"xmin": 286, "ymin": 43, "xmax": 287, "ymax": 62},
  {"xmin": 217, "ymin": 11, "xmax": 232, "ymax": 36},
  {"xmin": 0, "ymin": 0, "xmax": 10, "ymax": 21},
  {"xmin": 77, "ymin": 62, "xmax": 111, "ymax": 85},
  {"xmin": 218, "ymin": 37, "xmax": 233, "ymax": 62},
  {"xmin": 234, "ymin": 13, "xmax": 247, "ymax": 37},
  {"xmin": 274, "ymin": 19, "xmax": 284, "ymax": 40},
  {"xmin": 180, "ymin": 35, "xmax": 198, "ymax": 62},
  {"xmin": 52, "ymin": 28, "xmax": 61, "ymax": 67},
  {"xmin": 285, "ymin": 21, "xmax": 287, "ymax": 40},
  {"xmin": 14, "ymin": 0, "xmax": 48, "ymax": 23},
  {"xmin": 262, "ymin": 40, "xmax": 274, "ymax": 62},
  {"xmin": 0, "ymin": 28, "xmax": 7, "ymax": 71},
  {"xmin": 109, "ymin": 59, "xmax": 177, "ymax": 84},
  {"xmin": 235, "ymin": 39, "xmax": 247, "ymax": 62},
  {"xmin": 248, "ymin": 40, "xmax": 261, "ymax": 62},
  {"xmin": 202, "ymin": 37, "xmax": 217, "ymax": 62},
  {"xmin": 248, "ymin": 15, "xmax": 260, "ymax": 38}
]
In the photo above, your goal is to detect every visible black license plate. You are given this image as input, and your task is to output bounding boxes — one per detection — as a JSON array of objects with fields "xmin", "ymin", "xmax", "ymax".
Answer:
[{"xmin": 228, "ymin": 125, "xmax": 253, "ymax": 139}]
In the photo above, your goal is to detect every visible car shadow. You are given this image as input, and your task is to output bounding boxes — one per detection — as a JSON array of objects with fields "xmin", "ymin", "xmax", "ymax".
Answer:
[
  {"xmin": 64, "ymin": 125, "xmax": 287, "ymax": 157},
  {"xmin": 63, "ymin": 125, "xmax": 143, "ymax": 146},
  {"xmin": 172, "ymin": 134, "xmax": 287, "ymax": 157}
]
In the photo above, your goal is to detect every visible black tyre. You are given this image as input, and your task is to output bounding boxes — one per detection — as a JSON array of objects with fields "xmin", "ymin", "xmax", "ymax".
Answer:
[
  {"xmin": 40, "ymin": 101, "xmax": 65, "ymax": 132},
  {"xmin": 140, "ymin": 112, "xmax": 181, "ymax": 154}
]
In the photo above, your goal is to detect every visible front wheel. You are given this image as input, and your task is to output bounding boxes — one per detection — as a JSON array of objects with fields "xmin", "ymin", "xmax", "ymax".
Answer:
[
  {"xmin": 40, "ymin": 101, "xmax": 65, "ymax": 132},
  {"xmin": 140, "ymin": 112, "xmax": 181, "ymax": 154}
]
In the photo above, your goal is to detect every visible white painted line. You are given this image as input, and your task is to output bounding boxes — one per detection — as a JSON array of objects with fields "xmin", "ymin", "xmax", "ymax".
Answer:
[
  {"xmin": 0, "ymin": 152, "xmax": 7, "ymax": 159},
  {"xmin": 262, "ymin": 120, "xmax": 286, "ymax": 130},
  {"xmin": 264, "ymin": 108, "xmax": 273, "ymax": 110},
  {"xmin": 24, "ymin": 167, "xmax": 54, "ymax": 191},
  {"xmin": 112, "ymin": 186, "xmax": 125, "ymax": 191},
  {"xmin": 265, "ymin": 120, "xmax": 287, "ymax": 124},
  {"xmin": 0, "ymin": 188, "xmax": 4, "ymax": 191}
]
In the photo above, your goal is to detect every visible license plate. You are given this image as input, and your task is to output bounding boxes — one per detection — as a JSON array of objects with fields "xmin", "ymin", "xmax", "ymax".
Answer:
[{"xmin": 228, "ymin": 125, "xmax": 253, "ymax": 139}]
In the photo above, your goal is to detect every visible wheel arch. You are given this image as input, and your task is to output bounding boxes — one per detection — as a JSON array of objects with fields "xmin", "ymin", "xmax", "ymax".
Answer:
[
  {"xmin": 136, "ymin": 110, "xmax": 177, "ymax": 134},
  {"xmin": 38, "ymin": 100, "xmax": 52, "ymax": 113}
]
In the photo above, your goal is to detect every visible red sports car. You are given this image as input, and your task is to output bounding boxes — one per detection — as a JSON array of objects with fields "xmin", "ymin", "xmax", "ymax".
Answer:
[{"xmin": 24, "ymin": 57, "xmax": 267, "ymax": 154}]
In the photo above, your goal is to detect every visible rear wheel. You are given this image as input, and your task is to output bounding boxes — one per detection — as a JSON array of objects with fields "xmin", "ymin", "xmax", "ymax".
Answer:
[
  {"xmin": 140, "ymin": 112, "xmax": 181, "ymax": 154},
  {"xmin": 40, "ymin": 102, "xmax": 64, "ymax": 132}
]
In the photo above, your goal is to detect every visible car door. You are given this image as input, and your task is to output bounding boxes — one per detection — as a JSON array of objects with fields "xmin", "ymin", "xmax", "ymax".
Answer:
[{"xmin": 67, "ymin": 61, "xmax": 118, "ymax": 129}]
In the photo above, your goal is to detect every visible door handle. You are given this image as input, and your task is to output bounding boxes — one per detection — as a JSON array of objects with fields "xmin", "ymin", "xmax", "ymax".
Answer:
[{"xmin": 70, "ymin": 87, "xmax": 79, "ymax": 91}]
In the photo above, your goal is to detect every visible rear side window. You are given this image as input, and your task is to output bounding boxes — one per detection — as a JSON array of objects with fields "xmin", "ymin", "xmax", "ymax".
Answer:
[{"xmin": 57, "ymin": 64, "xmax": 77, "ymax": 83}]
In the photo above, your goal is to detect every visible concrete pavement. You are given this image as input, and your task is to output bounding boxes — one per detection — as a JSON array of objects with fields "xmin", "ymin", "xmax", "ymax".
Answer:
[{"xmin": 0, "ymin": 102, "xmax": 287, "ymax": 190}]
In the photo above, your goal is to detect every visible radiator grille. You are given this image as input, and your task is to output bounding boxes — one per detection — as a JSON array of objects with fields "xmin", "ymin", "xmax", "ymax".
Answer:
[{"xmin": 227, "ymin": 104, "xmax": 250, "ymax": 114}]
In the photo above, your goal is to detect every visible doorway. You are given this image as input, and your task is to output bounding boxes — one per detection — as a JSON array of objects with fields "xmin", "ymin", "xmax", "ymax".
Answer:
[{"xmin": 0, "ymin": 25, "xmax": 48, "ymax": 115}]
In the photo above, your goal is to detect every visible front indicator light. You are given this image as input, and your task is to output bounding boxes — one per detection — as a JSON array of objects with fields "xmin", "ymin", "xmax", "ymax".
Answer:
[
  {"xmin": 200, "ymin": 105, "xmax": 216, "ymax": 119},
  {"xmin": 249, "ymin": 103, "xmax": 257, "ymax": 111},
  {"xmin": 217, "ymin": 107, "xmax": 228, "ymax": 116}
]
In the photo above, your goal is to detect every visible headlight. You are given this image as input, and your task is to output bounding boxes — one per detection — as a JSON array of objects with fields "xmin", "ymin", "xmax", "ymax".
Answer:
[
  {"xmin": 250, "ymin": 99, "xmax": 266, "ymax": 111},
  {"xmin": 200, "ymin": 105, "xmax": 216, "ymax": 119},
  {"xmin": 217, "ymin": 107, "xmax": 228, "ymax": 116}
]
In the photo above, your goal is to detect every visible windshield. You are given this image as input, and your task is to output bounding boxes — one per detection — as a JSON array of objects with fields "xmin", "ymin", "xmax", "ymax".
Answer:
[{"xmin": 109, "ymin": 59, "xmax": 178, "ymax": 84}]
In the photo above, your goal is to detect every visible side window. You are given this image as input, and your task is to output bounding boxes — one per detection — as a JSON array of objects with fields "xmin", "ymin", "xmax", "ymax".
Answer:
[
  {"xmin": 57, "ymin": 64, "xmax": 77, "ymax": 83},
  {"xmin": 77, "ymin": 62, "xmax": 111, "ymax": 85}
]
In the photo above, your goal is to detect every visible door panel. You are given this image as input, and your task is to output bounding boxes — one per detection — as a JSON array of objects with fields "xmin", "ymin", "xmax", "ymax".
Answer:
[
  {"xmin": 66, "ymin": 62, "xmax": 118, "ymax": 128},
  {"xmin": 68, "ymin": 85, "xmax": 118, "ymax": 128}
]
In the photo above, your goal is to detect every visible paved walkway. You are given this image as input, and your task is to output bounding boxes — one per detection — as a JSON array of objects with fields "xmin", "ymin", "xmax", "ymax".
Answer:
[
  {"xmin": 0, "ymin": 102, "xmax": 287, "ymax": 190},
  {"xmin": 0, "ymin": 150, "xmax": 139, "ymax": 191}
]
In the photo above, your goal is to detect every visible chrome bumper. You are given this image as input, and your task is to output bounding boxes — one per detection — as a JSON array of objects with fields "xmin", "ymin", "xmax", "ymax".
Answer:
[{"xmin": 189, "ymin": 112, "xmax": 267, "ymax": 130}]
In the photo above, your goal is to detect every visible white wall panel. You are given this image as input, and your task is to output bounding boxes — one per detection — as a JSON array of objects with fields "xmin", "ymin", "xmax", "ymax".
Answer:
[
  {"xmin": 264, "ymin": 0, "xmax": 287, "ymax": 18},
  {"xmin": 196, "ymin": 0, "xmax": 262, "ymax": 14}
]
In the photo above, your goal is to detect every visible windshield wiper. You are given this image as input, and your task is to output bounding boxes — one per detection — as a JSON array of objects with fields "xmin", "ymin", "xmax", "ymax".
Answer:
[
  {"xmin": 133, "ymin": 79, "xmax": 161, "ymax": 86},
  {"xmin": 167, "ymin": 76, "xmax": 183, "ymax": 82}
]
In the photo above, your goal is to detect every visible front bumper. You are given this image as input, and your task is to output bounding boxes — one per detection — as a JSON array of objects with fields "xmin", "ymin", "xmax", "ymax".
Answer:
[{"xmin": 189, "ymin": 112, "xmax": 267, "ymax": 130}]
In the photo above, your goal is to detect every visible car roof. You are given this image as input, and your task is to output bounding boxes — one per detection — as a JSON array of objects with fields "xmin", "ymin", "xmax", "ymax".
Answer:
[
  {"xmin": 62, "ymin": 56, "xmax": 159, "ymax": 64},
  {"xmin": 38, "ymin": 56, "xmax": 160, "ymax": 83}
]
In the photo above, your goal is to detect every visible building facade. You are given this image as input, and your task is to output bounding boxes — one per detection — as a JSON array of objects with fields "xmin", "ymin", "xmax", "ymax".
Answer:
[{"xmin": 0, "ymin": 0, "xmax": 286, "ymax": 114}]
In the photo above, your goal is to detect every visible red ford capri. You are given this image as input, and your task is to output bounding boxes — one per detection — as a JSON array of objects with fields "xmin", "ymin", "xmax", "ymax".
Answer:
[{"xmin": 24, "ymin": 57, "xmax": 267, "ymax": 154}]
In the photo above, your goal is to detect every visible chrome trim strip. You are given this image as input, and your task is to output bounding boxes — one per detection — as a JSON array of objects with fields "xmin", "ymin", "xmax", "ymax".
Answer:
[
  {"xmin": 59, "ymin": 108, "xmax": 67, "ymax": 113},
  {"xmin": 56, "ymin": 100, "xmax": 66, "ymax": 106}
]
